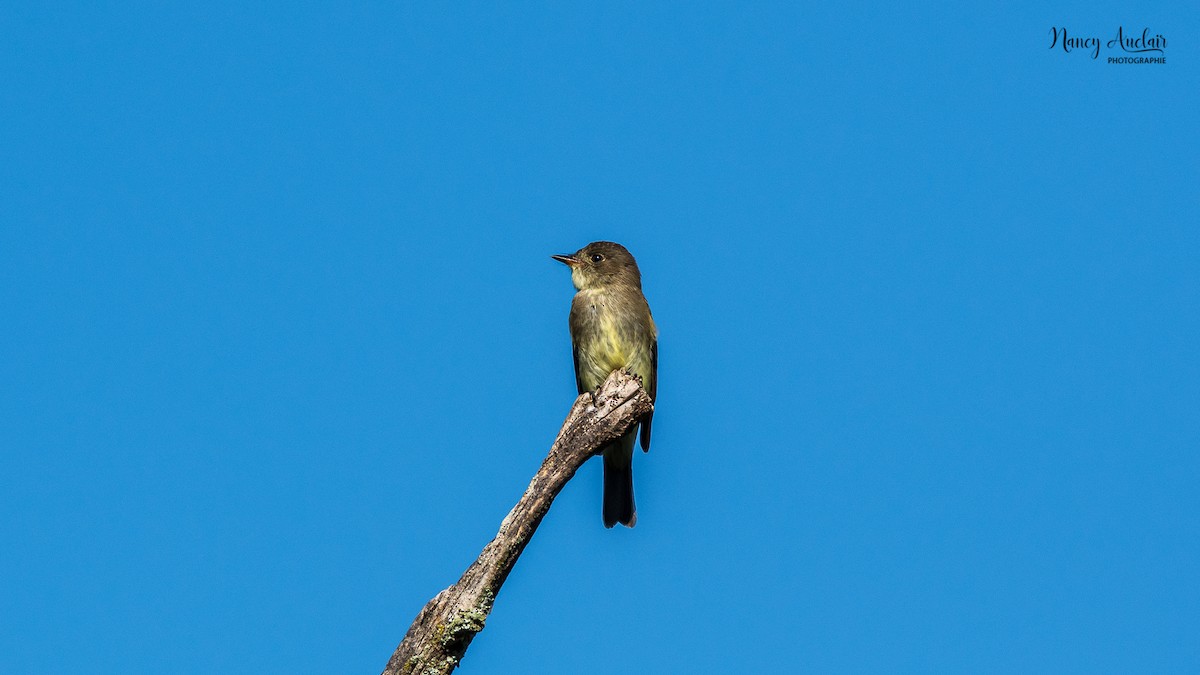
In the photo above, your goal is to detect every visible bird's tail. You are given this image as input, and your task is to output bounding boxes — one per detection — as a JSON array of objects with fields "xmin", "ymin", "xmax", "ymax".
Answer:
[{"xmin": 602, "ymin": 431, "xmax": 637, "ymax": 528}]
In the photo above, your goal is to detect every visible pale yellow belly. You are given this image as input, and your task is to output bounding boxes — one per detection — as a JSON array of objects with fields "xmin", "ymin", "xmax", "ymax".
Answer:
[{"xmin": 577, "ymin": 316, "xmax": 654, "ymax": 391}]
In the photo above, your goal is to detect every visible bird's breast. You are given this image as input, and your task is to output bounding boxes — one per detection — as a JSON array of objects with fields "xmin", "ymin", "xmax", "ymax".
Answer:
[{"xmin": 572, "ymin": 289, "xmax": 653, "ymax": 388}]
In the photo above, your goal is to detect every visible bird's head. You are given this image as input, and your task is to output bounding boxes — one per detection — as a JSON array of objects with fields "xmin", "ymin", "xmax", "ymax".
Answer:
[{"xmin": 552, "ymin": 241, "xmax": 642, "ymax": 291}]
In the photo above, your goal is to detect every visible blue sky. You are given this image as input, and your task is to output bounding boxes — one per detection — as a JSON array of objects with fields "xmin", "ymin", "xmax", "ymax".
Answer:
[{"xmin": 2, "ymin": 2, "xmax": 1197, "ymax": 673}]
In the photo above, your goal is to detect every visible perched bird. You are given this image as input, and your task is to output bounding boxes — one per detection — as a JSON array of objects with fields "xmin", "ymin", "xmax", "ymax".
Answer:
[{"xmin": 552, "ymin": 241, "xmax": 657, "ymax": 528}]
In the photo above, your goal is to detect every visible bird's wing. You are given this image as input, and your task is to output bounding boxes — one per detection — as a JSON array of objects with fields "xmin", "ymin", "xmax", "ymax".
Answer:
[
  {"xmin": 639, "ymin": 337, "xmax": 656, "ymax": 452},
  {"xmin": 568, "ymin": 296, "xmax": 587, "ymax": 395},
  {"xmin": 572, "ymin": 342, "xmax": 585, "ymax": 395}
]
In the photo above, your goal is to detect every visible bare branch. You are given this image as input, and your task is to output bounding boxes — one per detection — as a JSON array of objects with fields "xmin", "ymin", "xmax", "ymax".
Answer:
[{"xmin": 382, "ymin": 369, "xmax": 655, "ymax": 675}]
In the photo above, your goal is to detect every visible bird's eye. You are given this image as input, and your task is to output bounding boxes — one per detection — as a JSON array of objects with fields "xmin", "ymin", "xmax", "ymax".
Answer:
[{"xmin": 591, "ymin": 254, "xmax": 604, "ymax": 263}]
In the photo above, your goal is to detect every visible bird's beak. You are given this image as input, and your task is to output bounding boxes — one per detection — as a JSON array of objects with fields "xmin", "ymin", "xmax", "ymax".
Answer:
[{"xmin": 551, "ymin": 254, "xmax": 581, "ymax": 267}]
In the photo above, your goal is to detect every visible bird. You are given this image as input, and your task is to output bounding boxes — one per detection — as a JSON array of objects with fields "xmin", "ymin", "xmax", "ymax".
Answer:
[{"xmin": 552, "ymin": 241, "xmax": 657, "ymax": 528}]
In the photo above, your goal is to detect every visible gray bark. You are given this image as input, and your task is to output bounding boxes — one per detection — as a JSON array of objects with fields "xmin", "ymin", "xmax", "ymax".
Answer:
[{"xmin": 382, "ymin": 369, "xmax": 655, "ymax": 675}]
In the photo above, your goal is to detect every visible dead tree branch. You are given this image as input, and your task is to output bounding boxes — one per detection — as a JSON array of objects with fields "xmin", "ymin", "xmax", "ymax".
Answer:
[{"xmin": 382, "ymin": 369, "xmax": 655, "ymax": 675}]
